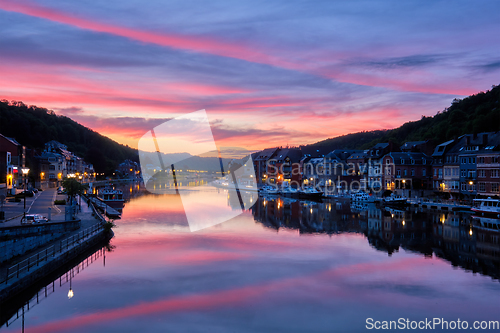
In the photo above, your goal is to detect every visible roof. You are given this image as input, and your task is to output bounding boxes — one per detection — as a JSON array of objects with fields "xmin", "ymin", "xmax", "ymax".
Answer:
[
  {"xmin": 275, "ymin": 148, "xmax": 302, "ymax": 162},
  {"xmin": 347, "ymin": 151, "xmax": 369, "ymax": 160},
  {"xmin": 432, "ymin": 139, "xmax": 455, "ymax": 157},
  {"xmin": 254, "ymin": 147, "xmax": 279, "ymax": 161},
  {"xmin": 0, "ymin": 133, "xmax": 21, "ymax": 147},
  {"xmin": 447, "ymin": 132, "xmax": 500, "ymax": 155},
  {"xmin": 372, "ymin": 143, "xmax": 389, "ymax": 149},
  {"xmin": 325, "ymin": 149, "xmax": 361, "ymax": 161}
]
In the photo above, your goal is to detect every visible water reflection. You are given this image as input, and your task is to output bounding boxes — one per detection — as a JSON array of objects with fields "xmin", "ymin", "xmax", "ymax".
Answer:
[
  {"xmin": 1, "ymin": 189, "xmax": 500, "ymax": 333},
  {"xmin": 252, "ymin": 197, "xmax": 500, "ymax": 280},
  {"xmin": 0, "ymin": 242, "xmax": 109, "ymax": 331}
]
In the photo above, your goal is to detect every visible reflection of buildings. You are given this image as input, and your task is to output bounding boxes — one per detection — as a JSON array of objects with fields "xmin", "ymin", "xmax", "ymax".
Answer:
[
  {"xmin": 252, "ymin": 198, "xmax": 500, "ymax": 280},
  {"xmin": 252, "ymin": 197, "xmax": 366, "ymax": 235}
]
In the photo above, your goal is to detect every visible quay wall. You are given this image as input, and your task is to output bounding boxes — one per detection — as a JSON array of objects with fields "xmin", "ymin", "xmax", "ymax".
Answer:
[
  {"xmin": 0, "ymin": 221, "xmax": 81, "ymax": 264},
  {"xmin": 0, "ymin": 226, "xmax": 109, "ymax": 301}
]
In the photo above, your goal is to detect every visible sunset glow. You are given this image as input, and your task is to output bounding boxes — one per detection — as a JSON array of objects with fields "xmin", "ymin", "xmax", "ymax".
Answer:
[{"xmin": 1, "ymin": 0, "xmax": 499, "ymax": 150}]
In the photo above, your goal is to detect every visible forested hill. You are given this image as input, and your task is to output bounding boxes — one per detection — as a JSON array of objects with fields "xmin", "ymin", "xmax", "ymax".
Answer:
[
  {"xmin": 302, "ymin": 84, "xmax": 500, "ymax": 155},
  {"xmin": 0, "ymin": 100, "xmax": 138, "ymax": 173}
]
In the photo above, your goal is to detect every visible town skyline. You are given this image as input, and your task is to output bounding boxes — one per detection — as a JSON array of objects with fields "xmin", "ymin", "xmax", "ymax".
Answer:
[{"xmin": 1, "ymin": 1, "xmax": 499, "ymax": 150}]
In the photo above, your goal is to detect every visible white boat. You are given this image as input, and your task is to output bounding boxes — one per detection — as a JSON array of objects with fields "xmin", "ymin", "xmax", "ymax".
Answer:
[
  {"xmin": 471, "ymin": 198, "xmax": 500, "ymax": 217},
  {"xmin": 350, "ymin": 192, "xmax": 379, "ymax": 203},
  {"xmin": 259, "ymin": 185, "xmax": 280, "ymax": 195},
  {"xmin": 383, "ymin": 194, "xmax": 408, "ymax": 206},
  {"xmin": 97, "ymin": 188, "xmax": 124, "ymax": 207},
  {"xmin": 281, "ymin": 186, "xmax": 299, "ymax": 197},
  {"xmin": 299, "ymin": 186, "xmax": 324, "ymax": 199}
]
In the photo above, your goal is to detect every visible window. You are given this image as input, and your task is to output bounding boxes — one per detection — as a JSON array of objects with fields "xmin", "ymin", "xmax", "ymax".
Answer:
[
  {"xmin": 397, "ymin": 169, "xmax": 401, "ymax": 176},
  {"xmin": 404, "ymin": 170, "xmax": 407, "ymax": 176},
  {"xmin": 434, "ymin": 168, "xmax": 437, "ymax": 176},
  {"xmin": 461, "ymin": 157, "xmax": 466, "ymax": 164},
  {"xmin": 492, "ymin": 183, "xmax": 499, "ymax": 193},
  {"xmin": 479, "ymin": 182, "xmax": 486, "ymax": 192},
  {"xmin": 478, "ymin": 170, "xmax": 486, "ymax": 178},
  {"xmin": 411, "ymin": 169, "xmax": 415, "ymax": 176},
  {"xmin": 422, "ymin": 169, "xmax": 426, "ymax": 177},
  {"xmin": 49, "ymin": 165, "xmax": 55, "ymax": 170},
  {"xmin": 461, "ymin": 182, "xmax": 466, "ymax": 191},
  {"xmin": 478, "ymin": 157, "xmax": 485, "ymax": 164},
  {"xmin": 461, "ymin": 170, "xmax": 466, "ymax": 177}
]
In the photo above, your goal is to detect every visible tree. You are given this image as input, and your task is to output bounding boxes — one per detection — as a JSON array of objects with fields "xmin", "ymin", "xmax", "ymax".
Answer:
[{"xmin": 62, "ymin": 178, "xmax": 86, "ymax": 205}]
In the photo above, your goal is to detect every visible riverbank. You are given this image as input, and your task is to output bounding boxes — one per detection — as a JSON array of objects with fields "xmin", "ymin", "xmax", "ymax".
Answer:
[{"xmin": 0, "ymin": 196, "xmax": 112, "ymax": 302}]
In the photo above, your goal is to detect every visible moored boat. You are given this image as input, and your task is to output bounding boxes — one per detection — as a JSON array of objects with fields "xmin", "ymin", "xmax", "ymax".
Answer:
[
  {"xmin": 471, "ymin": 198, "xmax": 500, "ymax": 218},
  {"xmin": 350, "ymin": 191, "xmax": 380, "ymax": 203},
  {"xmin": 97, "ymin": 188, "xmax": 124, "ymax": 208},
  {"xmin": 259, "ymin": 185, "xmax": 280, "ymax": 196},
  {"xmin": 299, "ymin": 186, "xmax": 324, "ymax": 200},
  {"xmin": 382, "ymin": 194, "xmax": 408, "ymax": 206}
]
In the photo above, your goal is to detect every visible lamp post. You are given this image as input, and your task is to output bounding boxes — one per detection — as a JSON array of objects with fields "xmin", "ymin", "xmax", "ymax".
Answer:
[{"xmin": 21, "ymin": 168, "xmax": 30, "ymax": 220}]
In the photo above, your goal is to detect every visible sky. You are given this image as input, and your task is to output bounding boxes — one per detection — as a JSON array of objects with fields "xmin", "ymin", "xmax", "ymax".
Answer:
[{"xmin": 0, "ymin": 0, "xmax": 499, "ymax": 151}]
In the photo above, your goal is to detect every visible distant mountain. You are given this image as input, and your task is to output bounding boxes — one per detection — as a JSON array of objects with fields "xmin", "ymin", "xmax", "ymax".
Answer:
[
  {"xmin": 0, "ymin": 100, "xmax": 138, "ymax": 173},
  {"xmin": 302, "ymin": 84, "xmax": 500, "ymax": 155}
]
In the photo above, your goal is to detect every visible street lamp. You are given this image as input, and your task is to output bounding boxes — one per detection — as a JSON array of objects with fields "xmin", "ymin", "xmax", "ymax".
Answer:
[{"xmin": 21, "ymin": 168, "xmax": 30, "ymax": 220}]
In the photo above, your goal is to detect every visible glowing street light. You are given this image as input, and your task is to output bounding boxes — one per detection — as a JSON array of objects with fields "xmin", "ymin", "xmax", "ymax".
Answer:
[{"xmin": 21, "ymin": 168, "xmax": 30, "ymax": 220}]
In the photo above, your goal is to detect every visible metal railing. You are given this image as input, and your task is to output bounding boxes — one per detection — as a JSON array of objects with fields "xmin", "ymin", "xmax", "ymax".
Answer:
[
  {"xmin": 4, "ymin": 247, "xmax": 105, "ymax": 328},
  {"xmin": 2, "ymin": 222, "xmax": 104, "ymax": 285}
]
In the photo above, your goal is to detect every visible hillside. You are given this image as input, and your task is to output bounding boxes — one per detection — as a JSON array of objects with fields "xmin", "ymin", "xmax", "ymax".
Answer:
[
  {"xmin": 304, "ymin": 84, "xmax": 500, "ymax": 154},
  {"xmin": 0, "ymin": 100, "xmax": 138, "ymax": 173}
]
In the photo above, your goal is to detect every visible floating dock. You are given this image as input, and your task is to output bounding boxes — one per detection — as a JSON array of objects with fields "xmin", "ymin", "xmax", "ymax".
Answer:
[{"xmin": 87, "ymin": 198, "xmax": 121, "ymax": 218}]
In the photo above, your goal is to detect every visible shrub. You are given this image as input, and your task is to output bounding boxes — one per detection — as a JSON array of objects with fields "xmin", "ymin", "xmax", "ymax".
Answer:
[{"xmin": 54, "ymin": 199, "xmax": 66, "ymax": 205}]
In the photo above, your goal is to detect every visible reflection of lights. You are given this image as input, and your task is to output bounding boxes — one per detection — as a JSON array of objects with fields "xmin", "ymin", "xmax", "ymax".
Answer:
[
  {"xmin": 469, "ymin": 181, "xmax": 473, "ymax": 185},
  {"xmin": 391, "ymin": 214, "xmax": 394, "ymax": 218},
  {"xmin": 402, "ymin": 221, "xmax": 405, "ymax": 226},
  {"xmin": 310, "ymin": 208, "xmax": 313, "ymax": 214},
  {"xmin": 469, "ymin": 229, "xmax": 473, "ymax": 236},
  {"xmin": 328, "ymin": 203, "xmax": 331, "ymax": 212},
  {"xmin": 68, "ymin": 288, "xmax": 74, "ymax": 299}
]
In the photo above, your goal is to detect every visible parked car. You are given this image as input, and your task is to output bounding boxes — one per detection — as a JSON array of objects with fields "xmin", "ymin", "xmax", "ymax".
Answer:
[
  {"xmin": 57, "ymin": 187, "xmax": 65, "ymax": 194},
  {"xmin": 16, "ymin": 190, "xmax": 34, "ymax": 198},
  {"xmin": 21, "ymin": 214, "xmax": 48, "ymax": 225}
]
